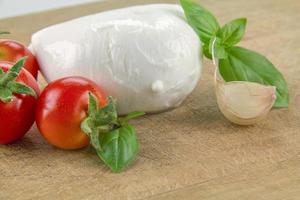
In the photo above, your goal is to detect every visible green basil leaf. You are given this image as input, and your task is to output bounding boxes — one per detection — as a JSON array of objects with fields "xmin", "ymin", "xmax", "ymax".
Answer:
[
  {"xmin": 218, "ymin": 18, "xmax": 247, "ymax": 46},
  {"xmin": 203, "ymin": 43, "xmax": 212, "ymax": 59},
  {"xmin": 214, "ymin": 45, "xmax": 227, "ymax": 59},
  {"xmin": 97, "ymin": 124, "xmax": 139, "ymax": 173},
  {"xmin": 219, "ymin": 46, "xmax": 289, "ymax": 107},
  {"xmin": 209, "ymin": 37, "xmax": 228, "ymax": 59},
  {"xmin": 180, "ymin": 0, "xmax": 220, "ymax": 44}
]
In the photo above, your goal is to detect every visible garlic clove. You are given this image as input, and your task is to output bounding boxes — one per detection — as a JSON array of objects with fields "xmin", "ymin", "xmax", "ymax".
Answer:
[{"xmin": 215, "ymin": 68, "xmax": 277, "ymax": 125}]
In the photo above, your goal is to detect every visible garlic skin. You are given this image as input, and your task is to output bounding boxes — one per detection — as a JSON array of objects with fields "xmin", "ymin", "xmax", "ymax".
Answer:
[{"xmin": 215, "ymin": 69, "xmax": 277, "ymax": 125}]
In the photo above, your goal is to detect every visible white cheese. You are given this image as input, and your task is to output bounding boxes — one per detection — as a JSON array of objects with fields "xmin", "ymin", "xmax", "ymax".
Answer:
[{"xmin": 31, "ymin": 4, "xmax": 202, "ymax": 114}]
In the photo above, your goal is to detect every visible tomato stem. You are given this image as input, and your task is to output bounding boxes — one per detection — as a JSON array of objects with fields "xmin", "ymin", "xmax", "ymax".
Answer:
[
  {"xmin": 81, "ymin": 93, "xmax": 119, "ymax": 151},
  {"xmin": 81, "ymin": 93, "xmax": 145, "ymax": 173},
  {"xmin": 0, "ymin": 57, "xmax": 26, "ymax": 85},
  {"xmin": 0, "ymin": 57, "xmax": 36, "ymax": 103}
]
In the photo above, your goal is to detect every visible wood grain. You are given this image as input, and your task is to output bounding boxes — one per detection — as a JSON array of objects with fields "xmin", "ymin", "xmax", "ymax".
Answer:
[{"xmin": 0, "ymin": 0, "xmax": 300, "ymax": 199}]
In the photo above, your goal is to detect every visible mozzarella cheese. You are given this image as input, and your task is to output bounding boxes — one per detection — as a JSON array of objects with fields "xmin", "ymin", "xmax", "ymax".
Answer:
[{"xmin": 31, "ymin": 4, "xmax": 202, "ymax": 114}]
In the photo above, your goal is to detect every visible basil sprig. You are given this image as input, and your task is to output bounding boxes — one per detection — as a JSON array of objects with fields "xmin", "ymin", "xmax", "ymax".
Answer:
[
  {"xmin": 218, "ymin": 18, "xmax": 247, "ymax": 47},
  {"xmin": 97, "ymin": 124, "xmax": 139, "ymax": 172},
  {"xmin": 81, "ymin": 93, "xmax": 144, "ymax": 173},
  {"xmin": 180, "ymin": 0, "xmax": 220, "ymax": 44},
  {"xmin": 180, "ymin": 0, "xmax": 289, "ymax": 107}
]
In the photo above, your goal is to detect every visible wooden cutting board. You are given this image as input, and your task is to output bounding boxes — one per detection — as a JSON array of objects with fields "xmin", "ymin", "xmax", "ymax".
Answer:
[{"xmin": 1, "ymin": 0, "xmax": 300, "ymax": 199}]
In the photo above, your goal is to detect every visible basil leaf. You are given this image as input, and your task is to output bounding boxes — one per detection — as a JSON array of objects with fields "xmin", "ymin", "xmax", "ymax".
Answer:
[
  {"xmin": 96, "ymin": 124, "xmax": 139, "ymax": 173},
  {"xmin": 180, "ymin": 0, "xmax": 220, "ymax": 44},
  {"xmin": 218, "ymin": 18, "xmax": 247, "ymax": 47},
  {"xmin": 203, "ymin": 43, "xmax": 212, "ymax": 59},
  {"xmin": 209, "ymin": 37, "xmax": 228, "ymax": 59},
  {"xmin": 219, "ymin": 46, "xmax": 289, "ymax": 107}
]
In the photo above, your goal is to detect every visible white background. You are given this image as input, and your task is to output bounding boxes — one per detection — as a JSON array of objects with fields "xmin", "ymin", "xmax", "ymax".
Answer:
[{"xmin": 0, "ymin": 0, "xmax": 103, "ymax": 19}]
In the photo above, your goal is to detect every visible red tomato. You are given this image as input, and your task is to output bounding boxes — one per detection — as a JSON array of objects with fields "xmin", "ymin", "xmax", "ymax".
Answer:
[
  {"xmin": 36, "ymin": 77, "xmax": 107, "ymax": 150},
  {"xmin": 0, "ymin": 40, "xmax": 39, "ymax": 78},
  {"xmin": 0, "ymin": 61, "xmax": 40, "ymax": 144}
]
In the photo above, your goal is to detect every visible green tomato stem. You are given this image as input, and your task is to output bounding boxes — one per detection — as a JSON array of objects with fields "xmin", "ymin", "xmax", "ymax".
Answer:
[
  {"xmin": 81, "ymin": 93, "xmax": 145, "ymax": 172},
  {"xmin": 0, "ymin": 57, "xmax": 36, "ymax": 103}
]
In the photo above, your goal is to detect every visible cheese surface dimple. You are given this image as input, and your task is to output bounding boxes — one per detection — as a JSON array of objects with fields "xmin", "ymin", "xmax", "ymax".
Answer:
[
  {"xmin": 151, "ymin": 80, "xmax": 164, "ymax": 93},
  {"xmin": 31, "ymin": 4, "xmax": 202, "ymax": 114}
]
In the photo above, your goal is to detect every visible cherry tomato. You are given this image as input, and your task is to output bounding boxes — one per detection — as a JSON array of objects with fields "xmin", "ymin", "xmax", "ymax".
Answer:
[
  {"xmin": 0, "ymin": 61, "xmax": 40, "ymax": 144},
  {"xmin": 36, "ymin": 77, "xmax": 107, "ymax": 150},
  {"xmin": 0, "ymin": 39, "xmax": 39, "ymax": 78}
]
